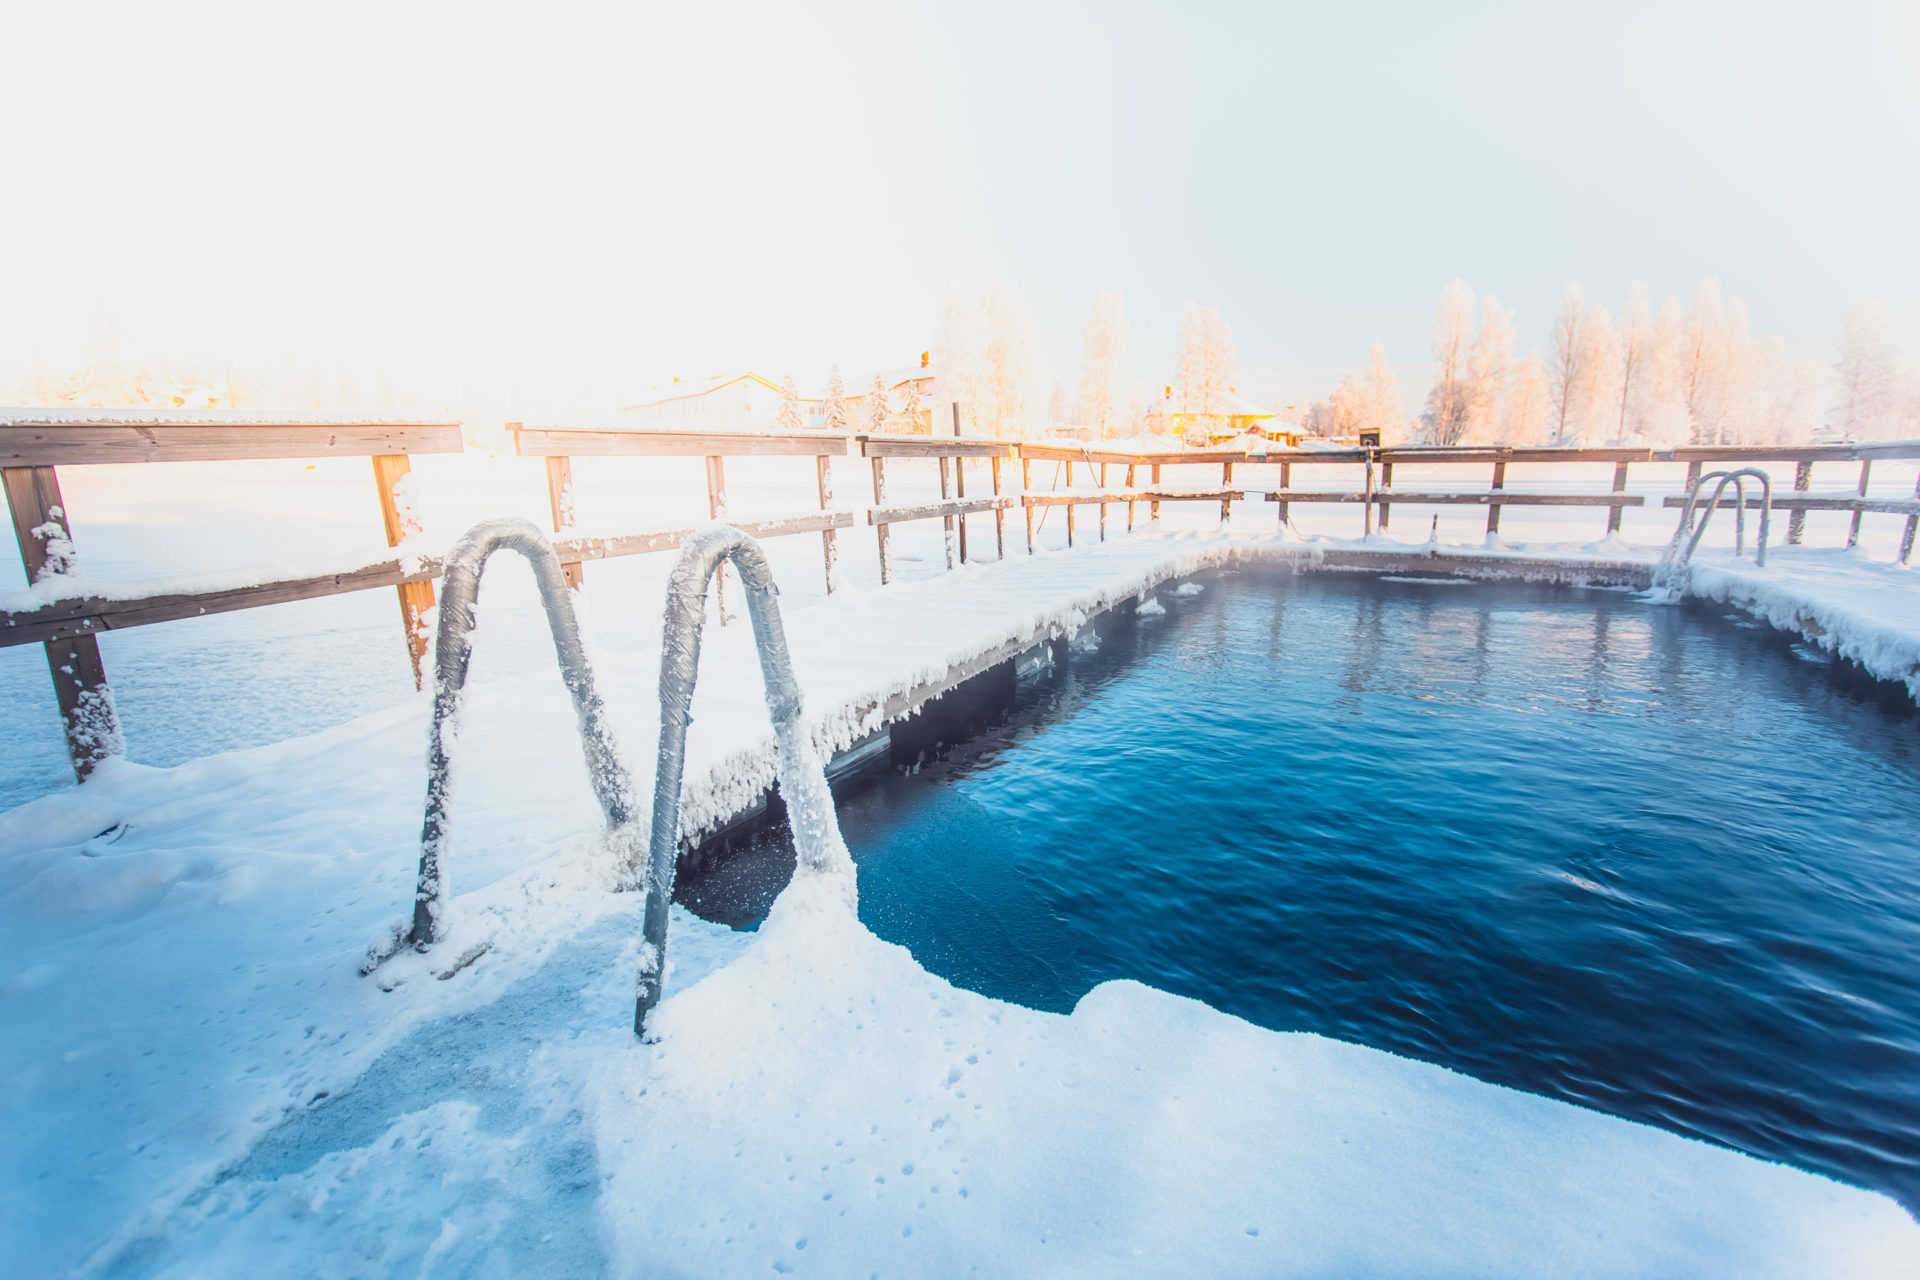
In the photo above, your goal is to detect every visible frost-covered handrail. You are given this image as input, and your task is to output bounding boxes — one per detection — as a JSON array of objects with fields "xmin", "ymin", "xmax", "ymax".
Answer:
[
  {"xmin": 1651, "ymin": 468, "xmax": 1773, "ymax": 594},
  {"xmin": 405, "ymin": 517, "xmax": 636, "ymax": 951},
  {"xmin": 637, "ymin": 525, "xmax": 854, "ymax": 1035}
]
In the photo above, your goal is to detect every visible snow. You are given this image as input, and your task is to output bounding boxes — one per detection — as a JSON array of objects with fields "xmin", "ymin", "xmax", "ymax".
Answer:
[{"xmin": 4, "ymin": 450, "xmax": 1920, "ymax": 1274}]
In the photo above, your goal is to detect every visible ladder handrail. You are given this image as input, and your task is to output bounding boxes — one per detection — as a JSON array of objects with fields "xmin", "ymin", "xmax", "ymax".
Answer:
[
  {"xmin": 406, "ymin": 517, "xmax": 637, "ymax": 951},
  {"xmin": 637, "ymin": 525, "xmax": 854, "ymax": 1035},
  {"xmin": 1653, "ymin": 468, "xmax": 1773, "ymax": 594}
]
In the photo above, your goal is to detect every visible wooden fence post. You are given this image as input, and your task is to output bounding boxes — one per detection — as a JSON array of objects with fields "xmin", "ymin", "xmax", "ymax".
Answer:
[
  {"xmin": 1220, "ymin": 461, "xmax": 1234, "ymax": 524},
  {"xmin": 817, "ymin": 455, "xmax": 840, "ymax": 591},
  {"xmin": 1064, "ymin": 459, "xmax": 1076, "ymax": 548},
  {"xmin": 1486, "ymin": 459, "xmax": 1507, "ymax": 536},
  {"xmin": 1150, "ymin": 464, "xmax": 1162, "ymax": 522},
  {"xmin": 938, "ymin": 455, "xmax": 958, "ymax": 569},
  {"xmin": 1277, "ymin": 460, "xmax": 1291, "ymax": 528},
  {"xmin": 990, "ymin": 455, "xmax": 1006, "ymax": 559},
  {"xmin": 4, "ymin": 465, "xmax": 123, "ymax": 780},
  {"xmin": 1099, "ymin": 462, "xmax": 1108, "ymax": 541},
  {"xmin": 542, "ymin": 452, "xmax": 585, "ymax": 591},
  {"xmin": 1376, "ymin": 460, "xmax": 1391, "ymax": 529},
  {"xmin": 1847, "ymin": 461, "xmax": 1871, "ymax": 548},
  {"xmin": 871, "ymin": 456, "xmax": 893, "ymax": 583},
  {"xmin": 1685, "ymin": 459, "xmax": 1703, "ymax": 491},
  {"xmin": 1607, "ymin": 461, "xmax": 1630, "ymax": 534},
  {"xmin": 1902, "ymin": 471, "xmax": 1918, "ymax": 564},
  {"xmin": 955, "ymin": 455, "xmax": 969, "ymax": 563},
  {"xmin": 704, "ymin": 455, "xmax": 734, "ymax": 622},
  {"xmin": 1126, "ymin": 463, "xmax": 1137, "ymax": 531},
  {"xmin": 1022, "ymin": 456, "xmax": 1035, "ymax": 554},
  {"xmin": 1786, "ymin": 460, "xmax": 1812, "ymax": 545},
  {"xmin": 371, "ymin": 453, "xmax": 435, "ymax": 689}
]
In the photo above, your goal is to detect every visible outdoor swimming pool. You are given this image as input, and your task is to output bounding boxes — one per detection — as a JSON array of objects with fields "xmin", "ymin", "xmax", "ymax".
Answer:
[{"xmin": 679, "ymin": 570, "xmax": 1920, "ymax": 1212}]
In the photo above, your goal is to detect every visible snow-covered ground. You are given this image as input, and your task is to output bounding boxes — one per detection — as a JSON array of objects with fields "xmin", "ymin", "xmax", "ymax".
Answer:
[{"xmin": 4, "ymin": 449, "xmax": 1919, "ymax": 1275}]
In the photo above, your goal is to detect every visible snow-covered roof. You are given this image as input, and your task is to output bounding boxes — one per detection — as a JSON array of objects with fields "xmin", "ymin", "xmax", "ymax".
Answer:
[
  {"xmin": 1146, "ymin": 390, "xmax": 1274, "ymax": 418},
  {"xmin": 619, "ymin": 373, "xmax": 818, "ymax": 412}
]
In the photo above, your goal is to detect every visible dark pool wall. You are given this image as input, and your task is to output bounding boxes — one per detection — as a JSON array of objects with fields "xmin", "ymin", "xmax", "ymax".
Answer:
[{"xmin": 680, "ymin": 570, "xmax": 1920, "ymax": 1213}]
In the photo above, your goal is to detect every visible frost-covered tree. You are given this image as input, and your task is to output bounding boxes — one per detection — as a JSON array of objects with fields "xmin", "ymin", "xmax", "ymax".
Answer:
[
  {"xmin": 1359, "ymin": 340, "xmax": 1401, "ymax": 433},
  {"xmin": 1503, "ymin": 352, "xmax": 1553, "ymax": 445},
  {"xmin": 1834, "ymin": 299, "xmax": 1897, "ymax": 437},
  {"xmin": 1682, "ymin": 278, "xmax": 1729, "ymax": 444},
  {"xmin": 775, "ymin": 375, "xmax": 804, "ymax": 432},
  {"xmin": 1421, "ymin": 280, "xmax": 1474, "ymax": 446},
  {"xmin": 1641, "ymin": 296, "xmax": 1693, "ymax": 445},
  {"xmin": 868, "ymin": 372, "xmax": 890, "ymax": 433},
  {"xmin": 1460, "ymin": 298, "xmax": 1514, "ymax": 444},
  {"xmin": 1615, "ymin": 283, "xmax": 1654, "ymax": 440},
  {"xmin": 982, "ymin": 280, "xmax": 1044, "ymax": 437},
  {"xmin": 1176, "ymin": 303, "xmax": 1240, "ymax": 438},
  {"xmin": 933, "ymin": 292, "xmax": 990, "ymax": 435},
  {"xmin": 821, "ymin": 365, "xmax": 849, "ymax": 434},
  {"xmin": 1547, "ymin": 284, "xmax": 1618, "ymax": 444},
  {"xmin": 898, "ymin": 376, "xmax": 922, "ymax": 431},
  {"xmin": 1077, "ymin": 291, "xmax": 1129, "ymax": 439}
]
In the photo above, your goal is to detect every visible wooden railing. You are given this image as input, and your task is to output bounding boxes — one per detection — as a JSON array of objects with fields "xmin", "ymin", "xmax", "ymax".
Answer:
[
  {"xmin": 856, "ymin": 433, "xmax": 1015, "ymax": 582},
  {"xmin": 508, "ymin": 424, "xmax": 856, "ymax": 619},
  {"xmin": 2, "ymin": 417, "xmax": 463, "ymax": 778},
  {"xmin": 1012, "ymin": 440, "xmax": 1920, "ymax": 558},
  {"xmin": 6, "ymin": 417, "xmax": 1917, "ymax": 785}
]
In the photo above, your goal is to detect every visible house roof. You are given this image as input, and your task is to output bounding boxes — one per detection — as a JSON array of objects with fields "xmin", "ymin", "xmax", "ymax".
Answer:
[
  {"xmin": 619, "ymin": 372, "xmax": 816, "ymax": 412},
  {"xmin": 1148, "ymin": 389, "xmax": 1274, "ymax": 418}
]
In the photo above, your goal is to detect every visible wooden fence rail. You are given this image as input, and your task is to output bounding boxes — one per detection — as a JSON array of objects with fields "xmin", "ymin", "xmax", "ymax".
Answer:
[
  {"xmin": 1013, "ymin": 440, "xmax": 1920, "ymax": 558},
  {"xmin": 2, "ymin": 418, "xmax": 462, "ymax": 780}
]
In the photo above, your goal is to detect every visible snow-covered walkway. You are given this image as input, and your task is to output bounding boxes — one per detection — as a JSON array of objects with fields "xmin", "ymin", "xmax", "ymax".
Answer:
[{"xmin": 3, "ymin": 525, "xmax": 1917, "ymax": 1276}]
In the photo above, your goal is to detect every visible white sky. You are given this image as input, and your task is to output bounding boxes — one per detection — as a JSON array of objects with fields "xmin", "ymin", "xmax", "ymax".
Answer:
[{"xmin": 4, "ymin": 0, "xmax": 1917, "ymax": 419}]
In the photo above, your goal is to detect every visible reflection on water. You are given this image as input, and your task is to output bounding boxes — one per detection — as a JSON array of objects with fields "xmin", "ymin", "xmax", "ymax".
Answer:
[{"xmin": 680, "ymin": 570, "xmax": 1920, "ymax": 1213}]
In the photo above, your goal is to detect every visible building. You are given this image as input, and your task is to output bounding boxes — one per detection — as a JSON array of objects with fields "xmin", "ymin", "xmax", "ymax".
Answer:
[
  {"xmin": 1143, "ymin": 385, "xmax": 1278, "ymax": 444},
  {"xmin": 844, "ymin": 353, "xmax": 943, "ymax": 435},
  {"xmin": 617, "ymin": 373, "xmax": 821, "ymax": 432}
]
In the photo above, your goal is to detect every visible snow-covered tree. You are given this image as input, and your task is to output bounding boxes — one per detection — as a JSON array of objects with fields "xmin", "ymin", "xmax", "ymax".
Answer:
[
  {"xmin": 1503, "ymin": 352, "xmax": 1553, "ymax": 445},
  {"xmin": 1076, "ymin": 291, "xmax": 1129, "ymax": 439},
  {"xmin": 982, "ymin": 280, "xmax": 1043, "ymax": 437},
  {"xmin": 1547, "ymin": 284, "xmax": 1618, "ymax": 444},
  {"xmin": 822, "ymin": 365, "xmax": 849, "ymax": 434},
  {"xmin": 775, "ymin": 375, "xmax": 804, "ymax": 432},
  {"xmin": 1175, "ymin": 303, "xmax": 1239, "ymax": 438},
  {"xmin": 868, "ymin": 372, "xmax": 890, "ymax": 433},
  {"xmin": 1421, "ymin": 280, "xmax": 1474, "ymax": 446},
  {"xmin": 1362, "ymin": 340, "xmax": 1402, "ymax": 432},
  {"xmin": 933, "ymin": 292, "xmax": 990, "ymax": 435},
  {"xmin": 1641, "ymin": 296, "xmax": 1692, "ymax": 445},
  {"xmin": 1834, "ymin": 299, "xmax": 1897, "ymax": 437},
  {"xmin": 1615, "ymin": 283, "xmax": 1654, "ymax": 440},
  {"xmin": 1460, "ymin": 298, "xmax": 1514, "ymax": 444},
  {"xmin": 898, "ymin": 377, "xmax": 922, "ymax": 431},
  {"xmin": 1682, "ymin": 278, "xmax": 1728, "ymax": 444}
]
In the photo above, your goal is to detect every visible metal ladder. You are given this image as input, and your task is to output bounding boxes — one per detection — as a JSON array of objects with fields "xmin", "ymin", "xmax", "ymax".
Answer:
[
  {"xmin": 376, "ymin": 518, "xmax": 851, "ymax": 1039},
  {"xmin": 1648, "ymin": 467, "xmax": 1773, "ymax": 598}
]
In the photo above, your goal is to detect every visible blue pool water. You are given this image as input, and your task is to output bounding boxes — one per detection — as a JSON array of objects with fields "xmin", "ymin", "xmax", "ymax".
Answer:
[{"xmin": 681, "ymin": 570, "xmax": 1920, "ymax": 1212}]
